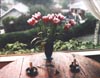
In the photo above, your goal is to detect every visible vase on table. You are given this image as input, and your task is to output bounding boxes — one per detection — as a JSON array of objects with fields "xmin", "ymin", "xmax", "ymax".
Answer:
[{"xmin": 44, "ymin": 40, "xmax": 54, "ymax": 61}]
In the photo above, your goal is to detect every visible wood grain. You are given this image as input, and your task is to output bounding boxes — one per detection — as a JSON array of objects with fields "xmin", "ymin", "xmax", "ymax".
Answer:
[{"xmin": 0, "ymin": 52, "xmax": 100, "ymax": 78}]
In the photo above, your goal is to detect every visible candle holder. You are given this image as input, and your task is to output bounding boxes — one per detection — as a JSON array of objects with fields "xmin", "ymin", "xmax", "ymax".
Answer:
[
  {"xmin": 70, "ymin": 59, "xmax": 80, "ymax": 73},
  {"xmin": 26, "ymin": 62, "xmax": 38, "ymax": 77}
]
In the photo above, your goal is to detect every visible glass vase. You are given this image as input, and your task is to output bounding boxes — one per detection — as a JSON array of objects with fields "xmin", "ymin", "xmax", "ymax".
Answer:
[{"xmin": 44, "ymin": 41, "xmax": 54, "ymax": 61}]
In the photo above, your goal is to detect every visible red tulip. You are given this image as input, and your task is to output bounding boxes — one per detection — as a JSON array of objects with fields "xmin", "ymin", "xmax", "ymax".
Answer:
[
  {"xmin": 57, "ymin": 13, "xmax": 65, "ymax": 20},
  {"xmin": 27, "ymin": 19, "xmax": 33, "ymax": 25},
  {"xmin": 48, "ymin": 15, "xmax": 54, "ymax": 21},
  {"xmin": 37, "ymin": 12, "xmax": 41, "ymax": 19},
  {"xmin": 42, "ymin": 16, "xmax": 49, "ymax": 23},
  {"xmin": 69, "ymin": 19, "xmax": 76, "ymax": 26},
  {"xmin": 27, "ymin": 17, "xmax": 38, "ymax": 26},
  {"xmin": 52, "ymin": 17, "xmax": 60, "ymax": 24},
  {"xmin": 32, "ymin": 12, "xmax": 41, "ymax": 20},
  {"xmin": 37, "ymin": 12, "xmax": 41, "ymax": 16},
  {"xmin": 64, "ymin": 23, "xmax": 71, "ymax": 30},
  {"xmin": 32, "ymin": 15, "xmax": 37, "ymax": 19}
]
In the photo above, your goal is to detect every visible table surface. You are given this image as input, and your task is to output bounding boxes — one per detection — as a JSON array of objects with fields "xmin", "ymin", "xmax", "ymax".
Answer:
[{"xmin": 0, "ymin": 52, "xmax": 100, "ymax": 78}]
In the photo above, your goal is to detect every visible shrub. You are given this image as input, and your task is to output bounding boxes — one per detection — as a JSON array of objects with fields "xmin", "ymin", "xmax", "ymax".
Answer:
[
  {"xmin": 29, "ymin": 5, "xmax": 51, "ymax": 15},
  {"xmin": 14, "ymin": 15, "xmax": 33, "ymax": 31},
  {"xmin": 0, "ymin": 28, "xmax": 38, "ymax": 48},
  {"xmin": 5, "ymin": 41, "xmax": 27, "ymax": 51},
  {"xmin": 0, "ymin": 13, "xmax": 98, "ymax": 48},
  {"xmin": 3, "ymin": 17, "xmax": 16, "ymax": 33},
  {"xmin": 3, "ymin": 15, "xmax": 33, "ymax": 33},
  {"xmin": 60, "ymin": 17, "xmax": 97, "ymax": 41},
  {"xmin": 0, "ymin": 39, "xmax": 99, "ymax": 55},
  {"xmin": 54, "ymin": 39, "xmax": 99, "ymax": 51}
]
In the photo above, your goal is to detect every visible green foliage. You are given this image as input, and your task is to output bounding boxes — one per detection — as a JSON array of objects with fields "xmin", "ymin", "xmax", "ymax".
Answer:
[
  {"xmin": 3, "ymin": 16, "xmax": 33, "ymax": 33},
  {"xmin": 54, "ymin": 39, "xmax": 99, "ymax": 51},
  {"xmin": 0, "ymin": 18, "xmax": 97, "ymax": 48},
  {"xmin": 85, "ymin": 12, "xmax": 97, "ymax": 20},
  {"xmin": 16, "ymin": 0, "xmax": 53, "ymax": 6},
  {"xmin": 29, "ymin": 5, "xmax": 51, "ymax": 15},
  {"xmin": 3, "ymin": 17, "xmax": 16, "ymax": 32},
  {"xmin": 14, "ymin": 15, "xmax": 33, "ymax": 31},
  {"xmin": 0, "ymin": 41, "xmax": 28, "ymax": 55},
  {"xmin": 0, "ymin": 41, "xmax": 41, "ymax": 55},
  {"xmin": 0, "ymin": 39, "xmax": 99, "ymax": 55},
  {"xmin": 0, "ymin": 13, "xmax": 99, "ymax": 49},
  {"xmin": 0, "ymin": 28, "xmax": 38, "ymax": 48},
  {"xmin": 60, "ymin": 0, "xmax": 70, "ymax": 9},
  {"xmin": 0, "ymin": 48, "xmax": 34, "ymax": 55},
  {"xmin": 5, "ymin": 41, "xmax": 27, "ymax": 51},
  {"xmin": 16, "ymin": 0, "xmax": 53, "ymax": 15}
]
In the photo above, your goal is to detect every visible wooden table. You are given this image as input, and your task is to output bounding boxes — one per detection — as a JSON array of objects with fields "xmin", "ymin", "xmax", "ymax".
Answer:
[{"xmin": 0, "ymin": 52, "xmax": 100, "ymax": 78}]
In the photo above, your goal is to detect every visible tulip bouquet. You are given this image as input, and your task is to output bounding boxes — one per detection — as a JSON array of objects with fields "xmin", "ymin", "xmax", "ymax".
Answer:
[{"xmin": 27, "ymin": 12, "xmax": 76, "ymax": 61}]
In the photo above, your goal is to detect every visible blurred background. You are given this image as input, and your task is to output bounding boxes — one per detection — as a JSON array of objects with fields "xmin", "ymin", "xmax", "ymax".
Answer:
[{"xmin": 0, "ymin": 0, "xmax": 100, "ymax": 54}]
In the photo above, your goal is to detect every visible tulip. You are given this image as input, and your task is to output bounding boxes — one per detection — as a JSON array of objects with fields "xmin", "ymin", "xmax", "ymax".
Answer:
[
  {"xmin": 58, "ymin": 13, "xmax": 65, "ymax": 20},
  {"xmin": 42, "ymin": 16, "xmax": 49, "ymax": 23},
  {"xmin": 32, "ymin": 15, "xmax": 38, "ymax": 20},
  {"xmin": 27, "ymin": 18, "xmax": 38, "ymax": 26},
  {"xmin": 37, "ymin": 12, "xmax": 41, "ymax": 16},
  {"xmin": 48, "ymin": 15, "xmax": 54, "ymax": 21},
  {"xmin": 27, "ymin": 18, "xmax": 33, "ymax": 25},
  {"xmin": 37, "ymin": 12, "xmax": 42, "ymax": 19},
  {"xmin": 52, "ymin": 17, "xmax": 60, "ymax": 24},
  {"xmin": 64, "ymin": 23, "xmax": 71, "ymax": 30},
  {"xmin": 32, "ymin": 12, "xmax": 41, "ymax": 20},
  {"xmin": 69, "ymin": 19, "xmax": 76, "ymax": 26}
]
